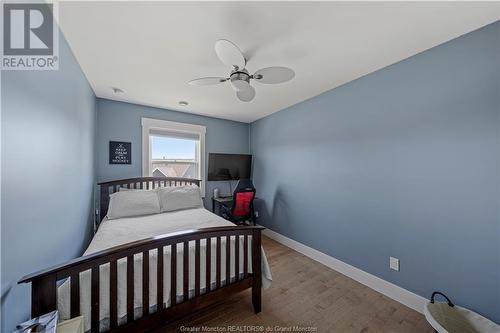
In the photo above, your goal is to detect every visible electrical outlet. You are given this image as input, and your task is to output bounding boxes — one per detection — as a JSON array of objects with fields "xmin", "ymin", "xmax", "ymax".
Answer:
[
  {"xmin": 390, "ymin": 257, "xmax": 400, "ymax": 271},
  {"xmin": 254, "ymin": 211, "xmax": 259, "ymax": 218}
]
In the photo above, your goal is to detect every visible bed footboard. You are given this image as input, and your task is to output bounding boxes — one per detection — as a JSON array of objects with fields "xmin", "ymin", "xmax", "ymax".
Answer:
[{"xmin": 19, "ymin": 226, "xmax": 264, "ymax": 333}]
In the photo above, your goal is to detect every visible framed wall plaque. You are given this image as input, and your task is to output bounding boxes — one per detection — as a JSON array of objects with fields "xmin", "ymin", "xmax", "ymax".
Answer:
[{"xmin": 109, "ymin": 141, "xmax": 131, "ymax": 165}]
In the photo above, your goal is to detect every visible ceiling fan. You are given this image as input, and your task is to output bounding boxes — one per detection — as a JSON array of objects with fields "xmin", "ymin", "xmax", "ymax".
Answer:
[{"xmin": 188, "ymin": 39, "xmax": 295, "ymax": 102}]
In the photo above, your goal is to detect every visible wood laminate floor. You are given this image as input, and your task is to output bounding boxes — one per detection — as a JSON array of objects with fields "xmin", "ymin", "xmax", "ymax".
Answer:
[{"xmin": 156, "ymin": 236, "xmax": 434, "ymax": 333}]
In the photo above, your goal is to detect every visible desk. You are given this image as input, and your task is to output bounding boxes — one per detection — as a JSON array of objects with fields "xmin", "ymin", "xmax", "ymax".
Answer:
[{"xmin": 212, "ymin": 196, "xmax": 232, "ymax": 214}]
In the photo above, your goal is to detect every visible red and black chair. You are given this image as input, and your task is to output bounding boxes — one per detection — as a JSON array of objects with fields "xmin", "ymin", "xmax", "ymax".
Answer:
[{"xmin": 220, "ymin": 179, "xmax": 256, "ymax": 225}]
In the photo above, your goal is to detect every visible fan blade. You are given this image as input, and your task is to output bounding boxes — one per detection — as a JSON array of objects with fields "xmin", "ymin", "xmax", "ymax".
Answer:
[
  {"xmin": 215, "ymin": 39, "xmax": 246, "ymax": 69},
  {"xmin": 188, "ymin": 77, "xmax": 227, "ymax": 86},
  {"xmin": 236, "ymin": 83, "xmax": 255, "ymax": 102},
  {"xmin": 253, "ymin": 67, "xmax": 295, "ymax": 84}
]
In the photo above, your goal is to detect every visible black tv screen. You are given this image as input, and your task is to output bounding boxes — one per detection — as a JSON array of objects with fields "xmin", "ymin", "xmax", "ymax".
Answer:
[{"xmin": 208, "ymin": 153, "xmax": 252, "ymax": 181}]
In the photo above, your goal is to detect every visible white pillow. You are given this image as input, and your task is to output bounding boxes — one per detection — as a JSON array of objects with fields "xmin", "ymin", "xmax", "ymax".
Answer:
[
  {"xmin": 107, "ymin": 190, "xmax": 161, "ymax": 219},
  {"xmin": 158, "ymin": 185, "xmax": 203, "ymax": 212}
]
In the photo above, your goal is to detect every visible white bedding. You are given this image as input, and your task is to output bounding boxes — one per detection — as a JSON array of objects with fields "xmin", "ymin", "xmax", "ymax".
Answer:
[{"xmin": 57, "ymin": 208, "xmax": 272, "ymax": 332}]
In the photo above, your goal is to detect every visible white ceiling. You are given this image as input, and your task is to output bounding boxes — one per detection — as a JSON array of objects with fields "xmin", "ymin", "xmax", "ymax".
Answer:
[{"xmin": 58, "ymin": 2, "xmax": 500, "ymax": 123}]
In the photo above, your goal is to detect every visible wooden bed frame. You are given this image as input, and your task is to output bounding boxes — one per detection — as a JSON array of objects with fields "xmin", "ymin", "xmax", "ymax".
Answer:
[{"xmin": 19, "ymin": 177, "xmax": 263, "ymax": 333}]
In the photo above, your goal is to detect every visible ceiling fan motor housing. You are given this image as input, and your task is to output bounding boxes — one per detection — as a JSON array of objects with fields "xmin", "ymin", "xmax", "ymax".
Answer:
[{"xmin": 230, "ymin": 70, "xmax": 251, "ymax": 91}]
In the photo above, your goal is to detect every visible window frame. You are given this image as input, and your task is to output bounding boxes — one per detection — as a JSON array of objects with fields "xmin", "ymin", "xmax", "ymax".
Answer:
[{"xmin": 141, "ymin": 117, "xmax": 206, "ymax": 194}]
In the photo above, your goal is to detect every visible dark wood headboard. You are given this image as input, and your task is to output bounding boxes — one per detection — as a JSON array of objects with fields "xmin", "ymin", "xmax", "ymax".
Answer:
[{"xmin": 98, "ymin": 177, "xmax": 201, "ymax": 222}]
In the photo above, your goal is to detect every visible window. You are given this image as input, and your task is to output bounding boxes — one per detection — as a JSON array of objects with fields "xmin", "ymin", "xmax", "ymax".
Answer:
[
  {"xmin": 151, "ymin": 136, "xmax": 197, "ymax": 179},
  {"xmin": 142, "ymin": 118, "xmax": 206, "ymax": 193}
]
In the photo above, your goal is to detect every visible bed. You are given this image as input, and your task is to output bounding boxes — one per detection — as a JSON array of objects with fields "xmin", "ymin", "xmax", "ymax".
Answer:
[{"xmin": 19, "ymin": 177, "xmax": 270, "ymax": 333}]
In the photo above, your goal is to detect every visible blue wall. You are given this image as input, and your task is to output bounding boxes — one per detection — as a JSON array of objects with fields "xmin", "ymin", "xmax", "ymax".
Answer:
[
  {"xmin": 1, "ymin": 31, "xmax": 96, "ymax": 330},
  {"xmin": 95, "ymin": 98, "xmax": 250, "ymax": 208},
  {"xmin": 251, "ymin": 21, "xmax": 500, "ymax": 322}
]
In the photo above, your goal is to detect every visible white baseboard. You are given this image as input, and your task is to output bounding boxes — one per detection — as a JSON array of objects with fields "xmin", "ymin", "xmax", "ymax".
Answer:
[{"xmin": 262, "ymin": 228, "xmax": 427, "ymax": 314}]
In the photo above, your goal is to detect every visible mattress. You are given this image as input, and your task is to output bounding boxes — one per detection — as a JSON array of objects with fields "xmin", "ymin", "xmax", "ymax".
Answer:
[{"xmin": 57, "ymin": 208, "xmax": 272, "ymax": 332}]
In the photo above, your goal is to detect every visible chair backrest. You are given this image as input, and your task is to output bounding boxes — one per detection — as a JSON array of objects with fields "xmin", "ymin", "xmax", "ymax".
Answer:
[{"xmin": 232, "ymin": 179, "xmax": 256, "ymax": 218}]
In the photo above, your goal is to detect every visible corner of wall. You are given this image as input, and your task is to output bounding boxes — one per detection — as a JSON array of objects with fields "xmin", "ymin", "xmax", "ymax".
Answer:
[{"xmin": 248, "ymin": 122, "xmax": 252, "ymax": 154}]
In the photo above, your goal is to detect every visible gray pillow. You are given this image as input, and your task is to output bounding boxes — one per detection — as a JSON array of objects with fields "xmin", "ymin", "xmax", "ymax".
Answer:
[
  {"xmin": 157, "ymin": 185, "xmax": 203, "ymax": 212},
  {"xmin": 107, "ymin": 190, "xmax": 161, "ymax": 219}
]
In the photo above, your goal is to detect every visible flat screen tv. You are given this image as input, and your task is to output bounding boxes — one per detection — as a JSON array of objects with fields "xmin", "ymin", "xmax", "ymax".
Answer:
[{"xmin": 208, "ymin": 153, "xmax": 252, "ymax": 181}]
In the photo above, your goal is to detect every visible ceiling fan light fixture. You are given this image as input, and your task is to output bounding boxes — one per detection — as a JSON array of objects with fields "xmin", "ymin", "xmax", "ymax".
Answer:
[
  {"xmin": 229, "ymin": 71, "xmax": 250, "ymax": 91},
  {"xmin": 230, "ymin": 79, "xmax": 249, "ymax": 91}
]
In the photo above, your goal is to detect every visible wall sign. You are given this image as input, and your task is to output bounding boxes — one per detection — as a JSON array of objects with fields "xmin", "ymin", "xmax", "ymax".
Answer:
[{"xmin": 109, "ymin": 141, "xmax": 131, "ymax": 165}]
